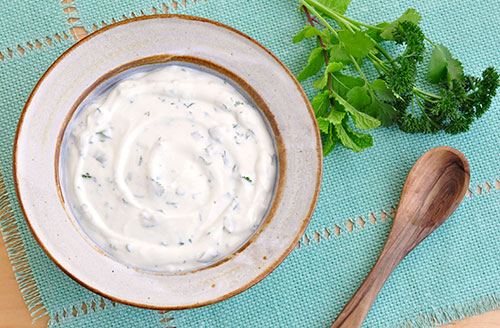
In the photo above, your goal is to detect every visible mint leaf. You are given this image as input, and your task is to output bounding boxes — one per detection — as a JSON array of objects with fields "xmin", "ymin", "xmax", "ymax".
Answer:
[
  {"xmin": 317, "ymin": 117, "xmax": 330, "ymax": 133},
  {"xmin": 331, "ymin": 72, "xmax": 364, "ymax": 98},
  {"xmin": 370, "ymin": 79, "xmax": 396, "ymax": 102},
  {"xmin": 316, "ymin": 0, "xmax": 352, "ymax": 15},
  {"xmin": 364, "ymin": 96, "xmax": 397, "ymax": 127},
  {"xmin": 313, "ymin": 61, "xmax": 344, "ymax": 89},
  {"xmin": 427, "ymin": 44, "xmax": 464, "ymax": 84},
  {"xmin": 325, "ymin": 62, "xmax": 345, "ymax": 74},
  {"xmin": 323, "ymin": 133, "xmax": 336, "ymax": 155},
  {"xmin": 335, "ymin": 123, "xmax": 358, "ymax": 151},
  {"xmin": 293, "ymin": 26, "xmax": 322, "ymax": 43},
  {"xmin": 347, "ymin": 86, "xmax": 371, "ymax": 109},
  {"xmin": 381, "ymin": 9, "xmax": 421, "ymax": 40},
  {"xmin": 331, "ymin": 91, "xmax": 380, "ymax": 130},
  {"xmin": 297, "ymin": 47, "xmax": 325, "ymax": 81},
  {"xmin": 338, "ymin": 30, "xmax": 376, "ymax": 58},
  {"xmin": 325, "ymin": 107, "xmax": 346, "ymax": 124},
  {"xmin": 346, "ymin": 126, "xmax": 373, "ymax": 149},
  {"xmin": 314, "ymin": 74, "xmax": 328, "ymax": 90},
  {"xmin": 334, "ymin": 121, "xmax": 362, "ymax": 152},
  {"xmin": 311, "ymin": 90, "xmax": 330, "ymax": 117},
  {"xmin": 322, "ymin": 124, "xmax": 339, "ymax": 156},
  {"xmin": 335, "ymin": 120, "xmax": 373, "ymax": 152}
]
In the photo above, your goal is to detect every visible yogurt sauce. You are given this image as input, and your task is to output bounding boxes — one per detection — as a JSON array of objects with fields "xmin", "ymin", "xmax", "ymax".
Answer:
[{"xmin": 62, "ymin": 64, "xmax": 277, "ymax": 272}]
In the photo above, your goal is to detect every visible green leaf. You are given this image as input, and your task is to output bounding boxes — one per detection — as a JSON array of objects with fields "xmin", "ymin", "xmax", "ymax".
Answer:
[
  {"xmin": 427, "ymin": 45, "xmax": 448, "ymax": 83},
  {"xmin": 347, "ymin": 86, "xmax": 372, "ymax": 109},
  {"xmin": 334, "ymin": 121, "xmax": 362, "ymax": 152},
  {"xmin": 293, "ymin": 25, "xmax": 322, "ymax": 43},
  {"xmin": 331, "ymin": 72, "xmax": 364, "ymax": 97},
  {"xmin": 334, "ymin": 125, "xmax": 357, "ymax": 151},
  {"xmin": 331, "ymin": 91, "xmax": 380, "ymax": 129},
  {"xmin": 329, "ymin": 44, "xmax": 351, "ymax": 65},
  {"xmin": 366, "ymin": 22, "xmax": 390, "ymax": 43},
  {"xmin": 338, "ymin": 30, "xmax": 376, "ymax": 58},
  {"xmin": 346, "ymin": 127, "xmax": 373, "ymax": 149},
  {"xmin": 323, "ymin": 136, "xmax": 336, "ymax": 155},
  {"xmin": 370, "ymin": 79, "xmax": 396, "ymax": 102},
  {"xmin": 314, "ymin": 74, "xmax": 328, "ymax": 90},
  {"xmin": 313, "ymin": 61, "xmax": 345, "ymax": 89},
  {"xmin": 319, "ymin": 122, "xmax": 339, "ymax": 156},
  {"xmin": 427, "ymin": 44, "xmax": 464, "ymax": 84},
  {"xmin": 381, "ymin": 9, "xmax": 421, "ymax": 40},
  {"xmin": 325, "ymin": 107, "xmax": 346, "ymax": 124},
  {"xmin": 326, "ymin": 61, "xmax": 345, "ymax": 73},
  {"xmin": 322, "ymin": 126, "xmax": 338, "ymax": 156},
  {"xmin": 317, "ymin": 117, "xmax": 330, "ymax": 133},
  {"xmin": 297, "ymin": 47, "xmax": 325, "ymax": 81},
  {"xmin": 446, "ymin": 57, "xmax": 464, "ymax": 84},
  {"xmin": 329, "ymin": 44, "xmax": 364, "ymax": 67},
  {"xmin": 335, "ymin": 120, "xmax": 373, "ymax": 152},
  {"xmin": 328, "ymin": 33, "xmax": 339, "ymax": 45},
  {"xmin": 311, "ymin": 91, "xmax": 330, "ymax": 117},
  {"xmin": 315, "ymin": 0, "xmax": 352, "ymax": 15},
  {"xmin": 364, "ymin": 96, "xmax": 397, "ymax": 127}
]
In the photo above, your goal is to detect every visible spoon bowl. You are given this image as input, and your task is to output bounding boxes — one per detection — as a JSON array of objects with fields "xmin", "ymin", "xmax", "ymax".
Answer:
[
  {"xmin": 401, "ymin": 147, "xmax": 470, "ymax": 226},
  {"xmin": 331, "ymin": 146, "xmax": 470, "ymax": 328}
]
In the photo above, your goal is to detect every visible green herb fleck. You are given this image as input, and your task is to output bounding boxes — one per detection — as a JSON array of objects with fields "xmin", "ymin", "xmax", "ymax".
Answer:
[
  {"xmin": 96, "ymin": 130, "xmax": 111, "ymax": 139},
  {"xmin": 242, "ymin": 176, "xmax": 253, "ymax": 183},
  {"xmin": 81, "ymin": 173, "xmax": 92, "ymax": 179}
]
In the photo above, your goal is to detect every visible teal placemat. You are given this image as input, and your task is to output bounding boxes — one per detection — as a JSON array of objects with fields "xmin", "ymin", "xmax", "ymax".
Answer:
[
  {"xmin": 0, "ymin": 0, "xmax": 69, "ymax": 57},
  {"xmin": 0, "ymin": 0, "xmax": 499, "ymax": 327}
]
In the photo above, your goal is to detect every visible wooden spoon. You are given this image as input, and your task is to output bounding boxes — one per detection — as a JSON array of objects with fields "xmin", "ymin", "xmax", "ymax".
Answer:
[{"xmin": 331, "ymin": 146, "xmax": 470, "ymax": 328}]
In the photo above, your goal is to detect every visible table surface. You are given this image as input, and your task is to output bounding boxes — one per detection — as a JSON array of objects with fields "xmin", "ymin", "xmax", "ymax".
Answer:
[{"xmin": 0, "ymin": 236, "xmax": 499, "ymax": 327}]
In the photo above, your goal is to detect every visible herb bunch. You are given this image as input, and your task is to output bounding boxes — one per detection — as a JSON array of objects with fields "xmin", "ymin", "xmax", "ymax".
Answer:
[{"xmin": 295, "ymin": 0, "xmax": 499, "ymax": 155}]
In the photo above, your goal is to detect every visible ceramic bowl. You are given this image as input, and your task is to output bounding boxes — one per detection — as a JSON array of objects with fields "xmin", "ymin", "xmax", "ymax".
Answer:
[{"xmin": 14, "ymin": 15, "xmax": 322, "ymax": 309}]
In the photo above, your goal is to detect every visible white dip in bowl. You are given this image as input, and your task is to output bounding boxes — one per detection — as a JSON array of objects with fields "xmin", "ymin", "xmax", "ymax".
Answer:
[{"xmin": 61, "ymin": 64, "xmax": 277, "ymax": 272}]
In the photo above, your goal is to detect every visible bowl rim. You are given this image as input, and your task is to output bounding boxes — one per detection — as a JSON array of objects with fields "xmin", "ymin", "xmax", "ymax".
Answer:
[{"xmin": 13, "ymin": 14, "xmax": 323, "ymax": 310}]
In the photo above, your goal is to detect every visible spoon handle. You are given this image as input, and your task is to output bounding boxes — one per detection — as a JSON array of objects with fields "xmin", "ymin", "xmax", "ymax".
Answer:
[{"xmin": 330, "ymin": 225, "xmax": 412, "ymax": 328}]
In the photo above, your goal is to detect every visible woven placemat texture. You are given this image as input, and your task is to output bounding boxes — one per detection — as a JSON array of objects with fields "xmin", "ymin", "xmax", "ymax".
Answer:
[
  {"xmin": 0, "ymin": 0, "xmax": 70, "ymax": 57},
  {"xmin": 0, "ymin": 0, "xmax": 499, "ymax": 327}
]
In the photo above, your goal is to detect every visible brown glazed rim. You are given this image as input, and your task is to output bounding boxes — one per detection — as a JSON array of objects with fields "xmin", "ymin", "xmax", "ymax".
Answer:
[
  {"xmin": 13, "ymin": 14, "xmax": 323, "ymax": 310},
  {"xmin": 54, "ymin": 54, "xmax": 287, "ymax": 276}
]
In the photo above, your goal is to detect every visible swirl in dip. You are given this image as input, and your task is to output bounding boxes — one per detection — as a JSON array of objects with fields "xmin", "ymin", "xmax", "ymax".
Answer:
[{"xmin": 61, "ymin": 65, "xmax": 277, "ymax": 272}]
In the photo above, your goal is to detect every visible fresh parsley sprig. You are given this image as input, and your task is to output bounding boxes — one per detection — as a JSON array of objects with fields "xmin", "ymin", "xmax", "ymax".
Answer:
[{"xmin": 295, "ymin": 0, "xmax": 499, "ymax": 155}]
